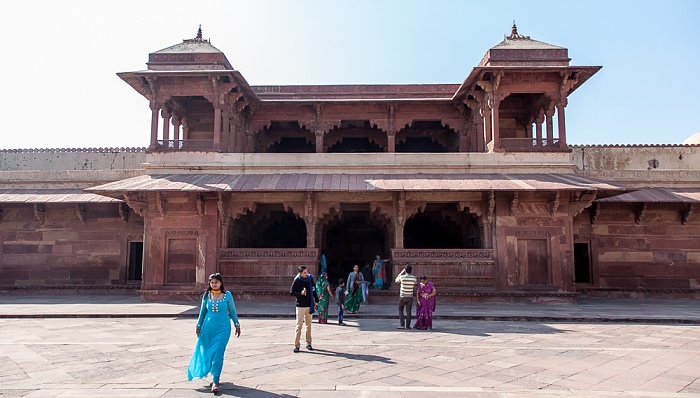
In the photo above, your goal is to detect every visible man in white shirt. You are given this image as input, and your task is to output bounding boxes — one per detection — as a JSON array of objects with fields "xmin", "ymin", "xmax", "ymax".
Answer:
[{"xmin": 395, "ymin": 265, "xmax": 417, "ymax": 329}]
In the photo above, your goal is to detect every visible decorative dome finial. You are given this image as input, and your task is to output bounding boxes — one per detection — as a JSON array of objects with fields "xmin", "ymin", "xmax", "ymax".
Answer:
[
  {"xmin": 196, "ymin": 24, "xmax": 203, "ymax": 41},
  {"xmin": 512, "ymin": 20, "xmax": 517, "ymax": 36}
]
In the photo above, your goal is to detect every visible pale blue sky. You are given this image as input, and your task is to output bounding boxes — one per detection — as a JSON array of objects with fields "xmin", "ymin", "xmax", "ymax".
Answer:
[{"xmin": 1, "ymin": 0, "xmax": 698, "ymax": 149}]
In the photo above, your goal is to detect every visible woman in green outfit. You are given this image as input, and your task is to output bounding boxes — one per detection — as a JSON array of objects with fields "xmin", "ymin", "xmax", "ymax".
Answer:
[
  {"xmin": 344, "ymin": 265, "xmax": 364, "ymax": 314},
  {"xmin": 315, "ymin": 272, "xmax": 333, "ymax": 323}
]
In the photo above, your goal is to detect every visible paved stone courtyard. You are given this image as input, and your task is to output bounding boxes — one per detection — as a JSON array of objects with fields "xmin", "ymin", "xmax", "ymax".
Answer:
[{"xmin": 1, "ymin": 316, "xmax": 699, "ymax": 397}]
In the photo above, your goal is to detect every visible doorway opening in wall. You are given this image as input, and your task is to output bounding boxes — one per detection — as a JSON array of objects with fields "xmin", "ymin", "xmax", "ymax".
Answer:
[
  {"xmin": 573, "ymin": 242, "xmax": 592, "ymax": 284},
  {"xmin": 128, "ymin": 241, "xmax": 143, "ymax": 282},
  {"xmin": 322, "ymin": 209, "xmax": 389, "ymax": 289}
]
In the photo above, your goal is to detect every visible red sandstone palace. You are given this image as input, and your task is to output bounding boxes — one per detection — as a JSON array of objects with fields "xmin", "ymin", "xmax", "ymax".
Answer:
[{"xmin": 1, "ymin": 25, "xmax": 698, "ymax": 301}]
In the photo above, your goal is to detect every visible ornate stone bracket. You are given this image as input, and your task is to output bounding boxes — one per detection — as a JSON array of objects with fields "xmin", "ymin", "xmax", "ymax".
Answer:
[
  {"xmin": 568, "ymin": 191, "xmax": 597, "ymax": 217},
  {"xmin": 155, "ymin": 192, "xmax": 165, "ymax": 218},
  {"xmin": 681, "ymin": 204, "xmax": 694, "ymax": 225},
  {"xmin": 509, "ymin": 192, "xmax": 519, "ymax": 216},
  {"xmin": 282, "ymin": 201, "xmax": 304, "ymax": 219},
  {"xmin": 196, "ymin": 194, "xmax": 205, "ymax": 217},
  {"xmin": 635, "ymin": 203, "xmax": 647, "ymax": 224},
  {"xmin": 118, "ymin": 202, "xmax": 129, "ymax": 224},
  {"xmin": 34, "ymin": 203, "xmax": 46, "ymax": 225},
  {"xmin": 591, "ymin": 202, "xmax": 601, "ymax": 224},
  {"xmin": 457, "ymin": 200, "xmax": 483, "ymax": 218},
  {"xmin": 550, "ymin": 192, "xmax": 560, "ymax": 217},
  {"xmin": 123, "ymin": 194, "xmax": 148, "ymax": 218},
  {"xmin": 75, "ymin": 204, "xmax": 86, "ymax": 224},
  {"xmin": 230, "ymin": 201, "xmax": 257, "ymax": 221}
]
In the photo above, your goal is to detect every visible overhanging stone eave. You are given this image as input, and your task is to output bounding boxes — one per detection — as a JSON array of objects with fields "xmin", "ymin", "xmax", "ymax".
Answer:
[
  {"xmin": 453, "ymin": 65, "xmax": 602, "ymax": 100},
  {"xmin": 116, "ymin": 69, "xmax": 260, "ymax": 104}
]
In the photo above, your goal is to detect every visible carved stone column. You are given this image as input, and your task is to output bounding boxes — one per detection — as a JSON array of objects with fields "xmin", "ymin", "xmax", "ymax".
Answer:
[
  {"xmin": 315, "ymin": 130, "xmax": 324, "ymax": 153},
  {"xmin": 161, "ymin": 108, "xmax": 171, "ymax": 143},
  {"xmin": 556, "ymin": 100, "xmax": 567, "ymax": 148},
  {"xmin": 535, "ymin": 111, "xmax": 544, "ymax": 147},
  {"xmin": 172, "ymin": 113, "xmax": 181, "ymax": 142},
  {"xmin": 213, "ymin": 105, "xmax": 222, "ymax": 151},
  {"xmin": 393, "ymin": 193, "xmax": 406, "ymax": 249},
  {"xmin": 545, "ymin": 106, "xmax": 555, "ymax": 146},
  {"xmin": 222, "ymin": 109, "xmax": 231, "ymax": 151},
  {"xmin": 149, "ymin": 104, "xmax": 160, "ymax": 149}
]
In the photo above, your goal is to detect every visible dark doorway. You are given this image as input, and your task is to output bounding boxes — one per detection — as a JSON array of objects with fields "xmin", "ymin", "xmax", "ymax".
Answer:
[
  {"xmin": 128, "ymin": 241, "xmax": 143, "ymax": 282},
  {"xmin": 231, "ymin": 206, "xmax": 306, "ymax": 248},
  {"xmin": 404, "ymin": 204, "xmax": 481, "ymax": 248},
  {"xmin": 574, "ymin": 242, "xmax": 592, "ymax": 284},
  {"xmin": 323, "ymin": 210, "xmax": 387, "ymax": 287}
]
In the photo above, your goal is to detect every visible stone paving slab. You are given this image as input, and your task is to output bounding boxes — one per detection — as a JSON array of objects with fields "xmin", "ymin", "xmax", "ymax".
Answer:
[
  {"xmin": 1, "ymin": 317, "xmax": 700, "ymax": 397},
  {"xmin": 0, "ymin": 295, "xmax": 699, "ymax": 323}
]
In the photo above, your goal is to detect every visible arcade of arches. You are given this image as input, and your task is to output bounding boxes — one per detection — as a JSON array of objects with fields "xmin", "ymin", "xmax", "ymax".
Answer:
[{"xmin": 223, "ymin": 198, "xmax": 484, "ymax": 287}]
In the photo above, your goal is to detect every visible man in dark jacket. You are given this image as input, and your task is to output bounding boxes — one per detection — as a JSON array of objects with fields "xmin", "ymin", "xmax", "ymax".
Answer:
[{"xmin": 290, "ymin": 265, "xmax": 319, "ymax": 353}]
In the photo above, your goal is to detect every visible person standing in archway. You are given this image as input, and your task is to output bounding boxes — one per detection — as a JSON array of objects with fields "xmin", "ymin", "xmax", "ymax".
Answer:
[
  {"xmin": 344, "ymin": 264, "xmax": 364, "ymax": 314},
  {"xmin": 373, "ymin": 255, "xmax": 388, "ymax": 290},
  {"xmin": 360, "ymin": 262, "xmax": 374, "ymax": 304}
]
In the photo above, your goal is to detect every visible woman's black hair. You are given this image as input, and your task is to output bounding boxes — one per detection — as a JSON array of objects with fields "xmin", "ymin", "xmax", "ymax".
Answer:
[
  {"xmin": 420, "ymin": 275, "xmax": 427, "ymax": 281},
  {"xmin": 207, "ymin": 273, "xmax": 226, "ymax": 294}
]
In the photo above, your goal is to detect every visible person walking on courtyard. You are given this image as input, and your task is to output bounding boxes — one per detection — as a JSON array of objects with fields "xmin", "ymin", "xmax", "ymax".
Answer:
[
  {"xmin": 395, "ymin": 265, "xmax": 417, "ymax": 329},
  {"xmin": 336, "ymin": 279, "xmax": 347, "ymax": 326},
  {"xmin": 344, "ymin": 264, "xmax": 364, "ymax": 314},
  {"xmin": 373, "ymin": 255, "xmax": 388, "ymax": 290},
  {"xmin": 414, "ymin": 275, "xmax": 437, "ymax": 330},
  {"xmin": 290, "ymin": 265, "xmax": 318, "ymax": 353},
  {"xmin": 360, "ymin": 263, "xmax": 374, "ymax": 304},
  {"xmin": 315, "ymin": 272, "xmax": 333, "ymax": 323},
  {"xmin": 187, "ymin": 273, "xmax": 241, "ymax": 393}
]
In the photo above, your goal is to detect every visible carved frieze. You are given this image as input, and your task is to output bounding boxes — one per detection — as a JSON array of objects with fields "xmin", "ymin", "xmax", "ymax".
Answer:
[
  {"xmin": 165, "ymin": 230, "xmax": 199, "ymax": 238},
  {"xmin": 220, "ymin": 248, "xmax": 318, "ymax": 260},
  {"xmin": 391, "ymin": 249, "xmax": 493, "ymax": 260}
]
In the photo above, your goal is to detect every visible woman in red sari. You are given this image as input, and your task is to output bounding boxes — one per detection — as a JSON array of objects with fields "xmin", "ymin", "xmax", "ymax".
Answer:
[{"xmin": 414, "ymin": 276, "xmax": 437, "ymax": 330}]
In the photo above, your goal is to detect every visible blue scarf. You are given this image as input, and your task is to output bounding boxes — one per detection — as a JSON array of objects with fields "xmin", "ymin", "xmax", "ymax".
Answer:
[{"xmin": 297, "ymin": 273, "xmax": 316, "ymax": 314}]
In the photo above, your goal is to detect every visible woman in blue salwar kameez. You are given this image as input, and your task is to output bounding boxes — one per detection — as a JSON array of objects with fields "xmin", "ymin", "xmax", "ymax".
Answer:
[{"xmin": 187, "ymin": 273, "xmax": 241, "ymax": 393}]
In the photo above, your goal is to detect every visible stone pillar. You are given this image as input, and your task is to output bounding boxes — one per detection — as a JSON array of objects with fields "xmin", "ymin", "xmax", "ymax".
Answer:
[
  {"xmin": 387, "ymin": 132, "xmax": 396, "ymax": 153},
  {"xmin": 394, "ymin": 193, "xmax": 406, "ymax": 249},
  {"xmin": 172, "ymin": 115, "xmax": 181, "ymax": 142},
  {"xmin": 483, "ymin": 108, "xmax": 493, "ymax": 151},
  {"xmin": 491, "ymin": 98, "xmax": 501, "ymax": 150},
  {"xmin": 222, "ymin": 110, "xmax": 231, "ymax": 152},
  {"xmin": 315, "ymin": 130, "xmax": 324, "ymax": 153},
  {"xmin": 535, "ymin": 114, "xmax": 544, "ymax": 147},
  {"xmin": 161, "ymin": 109, "xmax": 171, "ymax": 144},
  {"xmin": 556, "ymin": 102, "xmax": 567, "ymax": 148},
  {"xmin": 305, "ymin": 217, "xmax": 317, "ymax": 248},
  {"xmin": 149, "ymin": 105, "xmax": 160, "ymax": 149},
  {"xmin": 545, "ymin": 107, "xmax": 555, "ymax": 147},
  {"xmin": 245, "ymin": 130, "xmax": 254, "ymax": 153},
  {"xmin": 527, "ymin": 117, "xmax": 534, "ymax": 141},
  {"xmin": 475, "ymin": 115, "xmax": 485, "ymax": 153},
  {"xmin": 213, "ymin": 107, "xmax": 222, "ymax": 151}
]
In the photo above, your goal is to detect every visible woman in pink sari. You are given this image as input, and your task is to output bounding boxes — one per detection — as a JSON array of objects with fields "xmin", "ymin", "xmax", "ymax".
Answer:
[{"xmin": 414, "ymin": 276, "xmax": 437, "ymax": 330}]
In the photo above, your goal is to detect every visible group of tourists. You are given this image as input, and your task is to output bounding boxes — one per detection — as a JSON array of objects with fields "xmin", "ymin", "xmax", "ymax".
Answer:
[{"xmin": 185, "ymin": 262, "xmax": 437, "ymax": 392}]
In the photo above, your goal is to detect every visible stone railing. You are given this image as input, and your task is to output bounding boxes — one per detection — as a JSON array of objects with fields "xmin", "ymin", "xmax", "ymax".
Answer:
[
  {"xmin": 154, "ymin": 140, "xmax": 214, "ymax": 151},
  {"xmin": 499, "ymin": 138, "xmax": 563, "ymax": 151},
  {"xmin": 219, "ymin": 248, "xmax": 320, "ymax": 286},
  {"xmin": 391, "ymin": 249, "xmax": 495, "ymax": 287},
  {"xmin": 0, "ymin": 147, "xmax": 146, "ymax": 153}
]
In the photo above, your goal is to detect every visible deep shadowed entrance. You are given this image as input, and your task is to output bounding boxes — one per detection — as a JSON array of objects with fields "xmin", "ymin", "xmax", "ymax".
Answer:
[{"xmin": 322, "ymin": 210, "xmax": 388, "ymax": 286}]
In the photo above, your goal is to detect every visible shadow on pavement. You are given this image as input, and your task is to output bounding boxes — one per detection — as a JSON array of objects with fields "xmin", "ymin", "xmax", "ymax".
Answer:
[
  {"xmin": 350, "ymin": 318, "xmax": 570, "ymax": 336},
  {"xmin": 196, "ymin": 383, "xmax": 296, "ymax": 397},
  {"xmin": 307, "ymin": 348, "xmax": 396, "ymax": 364}
]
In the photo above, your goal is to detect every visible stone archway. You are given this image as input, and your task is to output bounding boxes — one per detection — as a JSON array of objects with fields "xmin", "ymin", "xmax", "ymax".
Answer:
[
  {"xmin": 404, "ymin": 203, "xmax": 481, "ymax": 249},
  {"xmin": 321, "ymin": 209, "xmax": 389, "ymax": 285},
  {"xmin": 230, "ymin": 204, "xmax": 306, "ymax": 248}
]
